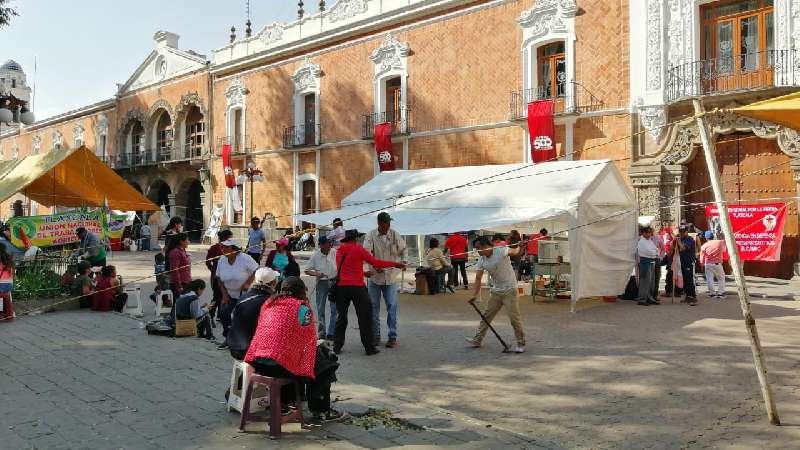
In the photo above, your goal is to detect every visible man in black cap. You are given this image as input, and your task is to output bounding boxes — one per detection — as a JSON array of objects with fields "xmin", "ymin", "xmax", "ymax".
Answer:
[
  {"xmin": 363, "ymin": 212, "xmax": 407, "ymax": 349},
  {"xmin": 676, "ymin": 226, "xmax": 697, "ymax": 305},
  {"xmin": 333, "ymin": 229, "xmax": 405, "ymax": 355}
]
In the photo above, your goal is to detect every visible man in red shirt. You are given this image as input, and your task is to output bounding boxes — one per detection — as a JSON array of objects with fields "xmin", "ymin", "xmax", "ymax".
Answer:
[
  {"xmin": 444, "ymin": 232, "xmax": 469, "ymax": 290},
  {"xmin": 333, "ymin": 229, "xmax": 405, "ymax": 356},
  {"xmin": 526, "ymin": 228, "xmax": 549, "ymax": 263}
]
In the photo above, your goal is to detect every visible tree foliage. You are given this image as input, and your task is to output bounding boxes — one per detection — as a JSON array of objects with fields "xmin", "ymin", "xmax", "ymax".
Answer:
[{"xmin": 0, "ymin": 0, "xmax": 18, "ymax": 28}]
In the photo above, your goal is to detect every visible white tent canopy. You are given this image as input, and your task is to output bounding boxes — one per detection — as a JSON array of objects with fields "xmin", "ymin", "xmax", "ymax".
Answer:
[{"xmin": 299, "ymin": 160, "xmax": 637, "ymax": 302}]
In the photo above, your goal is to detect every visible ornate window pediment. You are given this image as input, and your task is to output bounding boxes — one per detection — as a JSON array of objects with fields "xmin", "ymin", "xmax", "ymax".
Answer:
[
  {"xmin": 225, "ymin": 78, "xmax": 247, "ymax": 108},
  {"xmin": 52, "ymin": 130, "xmax": 63, "ymax": 150},
  {"xmin": 73, "ymin": 124, "xmax": 85, "ymax": 147},
  {"xmin": 292, "ymin": 58, "xmax": 322, "ymax": 92},
  {"xmin": 32, "ymin": 134, "xmax": 42, "ymax": 154},
  {"xmin": 95, "ymin": 114, "xmax": 109, "ymax": 136},
  {"xmin": 518, "ymin": 0, "xmax": 577, "ymax": 42},
  {"xmin": 370, "ymin": 34, "xmax": 410, "ymax": 79}
]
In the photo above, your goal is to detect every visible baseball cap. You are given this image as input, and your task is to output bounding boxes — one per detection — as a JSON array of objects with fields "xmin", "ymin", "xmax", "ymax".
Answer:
[
  {"xmin": 704, "ymin": 231, "xmax": 714, "ymax": 239},
  {"xmin": 318, "ymin": 235, "xmax": 330, "ymax": 245},
  {"xmin": 678, "ymin": 225, "xmax": 688, "ymax": 233},
  {"xmin": 275, "ymin": 238, "xmax": 289, "ymax": 246},
  {"xmin": 377, "ymin": 212, "xmax": 392, "ymax": 223},
  {"xmin": 254, "ymin": 267, "xmax": 279, "ymax": 285},
  {"xmin": 342, "ymin": 229, "xmax": 364, "ymax": 242}
]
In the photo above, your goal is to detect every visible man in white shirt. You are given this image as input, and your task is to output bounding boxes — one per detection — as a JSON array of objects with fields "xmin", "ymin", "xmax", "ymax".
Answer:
[
  {"xmin": 363, "ymin": 212, "xmax": 407, "ymax": 348},
  {"xmin": 139, "ymin": 223, "xmax": 152, "ymax": 251},
  {"xmin": 305, "ymin": 236, "xmax": 339, "ymax": 340},
  {"xmin": 466, "ymin": 236, "xmax": 526, "ymax": 353},
  {"xmin": 637, "ymin": 226, "xmax": 660, "ymax": 306},
  {"xmin": 327, "ymin": 218, "xmax": 345, "ymax": 248}
]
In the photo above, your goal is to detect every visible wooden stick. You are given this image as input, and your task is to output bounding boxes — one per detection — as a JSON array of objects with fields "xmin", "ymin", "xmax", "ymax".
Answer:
[{"xmin": 693, "ymin": 99, "xmax": 780, "ymax": 425}]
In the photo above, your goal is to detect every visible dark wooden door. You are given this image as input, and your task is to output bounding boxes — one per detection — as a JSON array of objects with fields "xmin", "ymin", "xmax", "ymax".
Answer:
[{"xmin": 686, "ymin": 134, "xmax": 798, "ymax": 279}]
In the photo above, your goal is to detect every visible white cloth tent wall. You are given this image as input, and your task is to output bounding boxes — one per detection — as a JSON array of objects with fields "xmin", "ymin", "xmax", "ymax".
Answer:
[{"xmin": 299, "ymin": 160, "xmax": 637, "ymax": 305}]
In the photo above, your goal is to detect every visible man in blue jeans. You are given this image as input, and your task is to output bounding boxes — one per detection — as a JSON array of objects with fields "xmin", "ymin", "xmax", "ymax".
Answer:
[
  {"xmin": 363, "ymin": 212, "xmax": 407, "ymax": 349},
  {"xmin": 304, "ymin": 236, "xmax": 338, "ymax": 340}
]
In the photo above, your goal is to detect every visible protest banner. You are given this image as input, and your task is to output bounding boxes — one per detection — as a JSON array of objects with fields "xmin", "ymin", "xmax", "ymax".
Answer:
[
  {"xmin": 705, "ymin": 203, "xmax": 786, "ymax": 261},
  {"xmin": 6, "ymin": 211, "xmax": 106, "ymax": 248}
]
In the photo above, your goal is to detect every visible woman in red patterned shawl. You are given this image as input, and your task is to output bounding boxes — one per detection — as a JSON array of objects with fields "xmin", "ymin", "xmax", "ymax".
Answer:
[{"xmin": 245, "ymin": 276, "xmax": 346, "ymax": 423}]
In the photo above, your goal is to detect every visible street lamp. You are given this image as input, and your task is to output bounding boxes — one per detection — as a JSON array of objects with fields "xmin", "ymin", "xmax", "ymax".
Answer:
[{"xmin": 236, "ymin": 161, "xmax": 264, "ymax": 221}]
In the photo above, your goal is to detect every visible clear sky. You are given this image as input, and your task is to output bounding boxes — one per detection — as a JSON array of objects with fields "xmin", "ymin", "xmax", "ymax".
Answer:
[{"xmin": 2, "ymin": 0, "xmax": 298, "ymax": 120}]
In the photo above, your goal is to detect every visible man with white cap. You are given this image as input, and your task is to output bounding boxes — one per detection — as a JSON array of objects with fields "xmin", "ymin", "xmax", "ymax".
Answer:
[
  {"xmin": 227, "ymin": 267, "xmax": 280, "ymax": 361},
  {"xmin": 305, "ymin": 235, "xmax": 338, "ymax": 341}
]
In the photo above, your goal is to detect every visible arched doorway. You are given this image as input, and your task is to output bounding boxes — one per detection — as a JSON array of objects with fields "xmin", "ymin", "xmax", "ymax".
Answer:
[
  {"xmin": 176, "ymin": 178, "xmax": 204, "ymax": 241},
  {"xmin": 184, "ymin": 106, "xmax": 205, "ymax": 159},
  {"xmin": 685, "ymin": 133, "xmax": 799, "ymax": 279},
  {"xmin": 148, "ymin": 180, "xmax": 171, "ymax": 215},
  {"xmin": 122, "ymin": 120, "xmax": 145, "ymax": 166},
  {"xmin": 154, "ymin": 111, "xmax": 173, "ymax": 162}
]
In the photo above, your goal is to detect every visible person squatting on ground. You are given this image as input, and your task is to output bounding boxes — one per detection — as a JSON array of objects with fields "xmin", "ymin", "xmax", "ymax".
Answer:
[
  {"xmin": 72, "ymin": 261, "xmax": 95, "ymax": 308},
  {"xmin": 700, "ymin": 231, "xmax": 728, "ymax": 298},
  {"xmin": 636, "ymin": 226, "xmax": 660, "ymax": 306},
  {"xmin": 245, "ymin": 276, "xmax": 347, "ymax": 423},
  {"xmin": 333, "ymin": 229, "xmax": 406, "ymax": 356},
  {"xmin": 0, "ymin": 244, "xmax": 15, "ymax": 321},
  {"xmin": 444, "ymin": 232, "xmax": 469, "ymax": 290},
  {"xmin": 466, "ymin": 236, "xmax": 526, "ymax": 353},
  {"xmin": 305, "ymin": 235, "xmax": 338, "ymax": 341},
  {"xmin": 215, "ymin": 239, "xmax": 259, "ymax": 349},
  {"xmin": 363, "ymin": 212, "xmax": 407, "ymax": 348},
  {"xmin": 93, "ymin": 265, "xmax": 125, "ymax": 312},
  {"xmin": 175, "ymin": 279, "xmax": 214, "ymax": 340}
]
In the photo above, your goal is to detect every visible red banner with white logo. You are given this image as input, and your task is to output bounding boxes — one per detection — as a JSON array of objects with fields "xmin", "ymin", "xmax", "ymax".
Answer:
[
  {"xmin": 527, "ymin": 100, "xmax": 556, "ymax": 163},
  {"xmin": 374, "ymin": 123, "xmax": 396, "ymax": 171},
  {"xmin": 705, "ymin": 203, "xmax": 786, "ymax": 261}
]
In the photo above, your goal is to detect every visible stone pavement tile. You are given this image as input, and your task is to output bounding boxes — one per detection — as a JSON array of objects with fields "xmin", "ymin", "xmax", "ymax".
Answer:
[
  {"xmin": 26, "ymin": 431, "xmax": 75, "ymax": 450},
  {"xmin": 11, "ymin": 420, "xmax": 56, "ymax": 440}
]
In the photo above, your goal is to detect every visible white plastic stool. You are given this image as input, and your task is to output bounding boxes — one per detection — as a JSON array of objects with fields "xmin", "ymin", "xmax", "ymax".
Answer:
[
  {"xmin": 123, "ymin": 285, "xmax": 142, "ymax": 317},
  {"xmin": 154, "ymin": 290, "xmax": 174, "ymax": 319},
  {"xmin": 227, "ymin": 360, "xmax": 269, "ymax": 413}
]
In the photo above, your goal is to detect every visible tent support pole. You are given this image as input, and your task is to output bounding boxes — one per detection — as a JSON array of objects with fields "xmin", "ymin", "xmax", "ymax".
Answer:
[
  {"xmin": 693, "ymin": 99, "xmax": 780, "ymax": 426},
  {"xmin": 416, "ymin": 235, "xmax": 424, "ymax": 268}
]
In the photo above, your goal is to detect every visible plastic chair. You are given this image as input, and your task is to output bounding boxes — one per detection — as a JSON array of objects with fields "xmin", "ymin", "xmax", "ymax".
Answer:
[
  {"xmin": 123, "ymin": 285, "xmax": 142, "ymax": 317},
  {"xmin": 154, "ymin": 290, "xmax": 173, "ymax": 319},
  {"xmin": 239, "ymin": 373, "xmax": 305, "ymax": 439},
  {"xmin": 227, "ymin": 360, "xmax": 266, "ymax": 413}
]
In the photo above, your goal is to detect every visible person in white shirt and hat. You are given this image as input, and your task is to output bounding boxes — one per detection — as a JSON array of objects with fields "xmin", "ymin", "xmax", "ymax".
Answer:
[{"xmin": 305, "ymin": 235, "xmax": 338, "ymax": 341}]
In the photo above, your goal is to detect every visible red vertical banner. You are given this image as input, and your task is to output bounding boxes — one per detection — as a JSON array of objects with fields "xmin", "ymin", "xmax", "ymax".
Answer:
[
  {"xmin": 374, "ymin": 123, "xmax": 396, "ymax": 171},
  {"xmin": 527, "ymin": 100, "xmax": 556, "ymax": 163},
  {"xmin": 705, "ymin": 203, "xmax": 786, "ymax": 261}
]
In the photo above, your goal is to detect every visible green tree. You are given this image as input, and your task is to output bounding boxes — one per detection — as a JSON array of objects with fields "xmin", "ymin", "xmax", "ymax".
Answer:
[{"xmin": 0, "ymin": 0, "xmax": 18, "ymax": 28}]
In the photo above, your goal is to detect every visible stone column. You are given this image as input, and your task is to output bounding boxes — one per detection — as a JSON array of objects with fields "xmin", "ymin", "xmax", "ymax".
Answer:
[
  {"xmin": 167, "ymin": 193, "xmax": 177, "ymax": 218},
  {"xmin": 629, "ymin": 165, "xmax": 663, "ymax": 229},
  {"xmin": 662, "ymin": 164, "xmax": 687, "ymax": 227}
]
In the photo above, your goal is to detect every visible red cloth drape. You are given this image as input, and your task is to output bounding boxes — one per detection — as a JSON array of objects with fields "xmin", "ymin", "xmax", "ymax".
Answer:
[
  {"xmin": 221, "ymin": 143, "xmax": 236, "ymax": 189},
  {"xmin": 374, "ymin": 123, "xmax": 396, "ymax": 171},
  {"xmin": 527, "ymin": 100, "xmax": 556, "ymax": 163}
]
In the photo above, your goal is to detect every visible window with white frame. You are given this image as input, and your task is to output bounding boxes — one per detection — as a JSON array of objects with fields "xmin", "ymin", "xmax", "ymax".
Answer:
[
  {"xmin": 370, "ymin": 34, "xmax": 409, "ymax": 132},
  {"xmin": 32, "ymin": 135, "xmax": 41, "ymax": 155},
  {"xmin": 52, "ymin": 131, "xmax": 63, "ymax": 150},
  {"xmin": 291, "ymin": 58, "xmax": 321, "ymax": 146},
  {"xmin": 73, "ymin": 124, "xmax": 85, "ymax": 148},
  {"xmin": 11, "ymin": 145, "xmax": 18, "ymax": 159}
]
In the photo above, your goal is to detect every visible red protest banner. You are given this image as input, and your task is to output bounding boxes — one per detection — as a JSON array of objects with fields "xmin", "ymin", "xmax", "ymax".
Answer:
[
  {"xmin": 374, "ymin": 123, "xmax": 396, "ymax": 171},
  {"xmin": 527, "ymin": 99, "xmax": 556, "ymax": 163},
  {"xmin": 705, "ymin": 203, "xmax": 786, "ymax": 261},
  {"xmin": 221, "ymin": 143, "xmax": 236, "ymax": 189}
]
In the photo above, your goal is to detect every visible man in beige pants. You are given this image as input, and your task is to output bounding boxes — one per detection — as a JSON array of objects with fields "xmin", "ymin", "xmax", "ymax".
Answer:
[{"xmin": 466, "ymin": 235, "xmax": 526, "ymax": 353}]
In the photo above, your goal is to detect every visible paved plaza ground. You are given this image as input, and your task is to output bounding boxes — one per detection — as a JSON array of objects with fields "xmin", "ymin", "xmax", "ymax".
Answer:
[{"xmin": 3, "ymin": 247, "xmax": 800, "ymax": 449}]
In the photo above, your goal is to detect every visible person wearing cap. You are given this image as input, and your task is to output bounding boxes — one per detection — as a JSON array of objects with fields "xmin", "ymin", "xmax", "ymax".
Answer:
[
  {"xmin": 246, "ymin": 217, "xmax": 267, "ymax": 264},
  {"xmin": 700, "ymin": 231, "xmax": 728, "ymax": 298},
  {"xmin": 266, "ymin": 238, "xmax": 295, "ymax": 277},
  {"xmin": 334, "ymin": 229, "xmax": 406, "ymax": 355},
  {"xmin": 363, "ymin": 212, "xmax": 407, "ymax": 348},
  {"xmin": 305, "ymin": 235, "xmax": 338, "ymax": 341},
  {"xmin": 206, "ymin": 229, "xmax": 234, "ymax": 324},
  {"xmin": 228, "ymin": 267, "xmax": 280, "ymax": 360},
  {"xmin": 675, "ymin": 226, "xmax": 697, "ymax": 305},
  {"xmin": 215, "ymin": 239, "xmax": 259, "ymax": 348},
  {"xmin": 76, "ymin": 227, "xmax": 107, "ymax": 268}
]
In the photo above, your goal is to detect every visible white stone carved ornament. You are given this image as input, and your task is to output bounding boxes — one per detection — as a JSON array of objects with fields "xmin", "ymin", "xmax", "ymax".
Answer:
[
  {"xmin": 327, "ymin": 0, "xmax": 369, "ymax": 23},
  {"xmin": 370, "ymin": 34, "xmax": 410, "ymax": 79},
  {"xmin": 32, "ymin": 134, "xmax": 42, "ymax": 154},
  {"xmin": 292, "ymin": 58, "xmax": 322, "ymax": 92},
  {"xmin": 646, "ymin": 0, "xmax": 663, "ymax": 91},
  {"xmin": 517, "ymin": 0, "xmax": 577, "ymax": 40},
  {"xmin": 640, "ymin": 106, "xmax": 666, "ymax": 142},
  {"xmin": 95, "ymin": 114, "xmax": 109, "ymax": 136},
  {"xmin": 259, "ymin": 23, "xmax": 284, "ymax": 46},
  {"xmin": 73, "ymin": 124, "xmax": 85, "ymax": 145},
  {"xmin": 225, "ymin": 78, "xmax": 247, "ymax": 107}
]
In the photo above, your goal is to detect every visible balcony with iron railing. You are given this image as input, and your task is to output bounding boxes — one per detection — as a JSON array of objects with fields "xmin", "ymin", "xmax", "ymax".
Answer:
[
  {"xmin": 666, "ymin": 49, "xmax": 797, "ymax": 102},
  {"xmin": 362, "ymin": 107, "xmax": 412, "ymax": 139},
  {"xmin": 510, "ymin": 81, "xmax": 605, "ymax": 121},
  {"xmin": 284, "ymin": 123, "xmax": 321, "ymax": 148},
  {"xmin": 216, "ymin": 135, "xmax": 253, "ymax": 157}
]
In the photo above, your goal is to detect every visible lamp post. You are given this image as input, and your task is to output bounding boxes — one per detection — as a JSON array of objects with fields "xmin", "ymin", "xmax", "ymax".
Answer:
[{"xmin": 236, "ymin": 161, "xmax": 264, "ymax": 221}]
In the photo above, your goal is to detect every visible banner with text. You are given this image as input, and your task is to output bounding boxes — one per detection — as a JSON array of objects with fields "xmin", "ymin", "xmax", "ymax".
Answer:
[
  {"xmin": 705, "ymin": 202, "xmax": 786, "ymax": 261},
  {"xmin": 527, "ymin": 99, "xmax": 556, "ymax": 163},
  {"xmin": 6, "ymin": 211, "xmax": 106, "ymax": 248}
]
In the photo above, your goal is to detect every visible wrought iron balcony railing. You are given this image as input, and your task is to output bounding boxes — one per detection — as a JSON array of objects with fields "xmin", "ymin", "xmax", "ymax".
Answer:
[
  {"xmin": 216, "ymin": 135, "xmax": 253, "ymax": 156},
  {"xmin": 510, "ymin": 81, "xmax": 605, "ymax": 121},
  {"xmin": 284, "ymin": 123, "xmax": 321, "ymax": 148},
  {"xmin": 666, "ymin": 49, "xmax": 795, "ymax": 102},
  {"xmin": 362, "ymin": 107, "xmax": 412, "ymax": 139}
]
